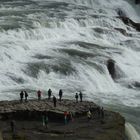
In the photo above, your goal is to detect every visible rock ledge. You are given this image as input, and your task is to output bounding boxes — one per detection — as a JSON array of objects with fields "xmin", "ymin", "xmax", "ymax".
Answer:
[{"xmin": 0, "ymin": 99, "xmax": 125, "ymax": 140}]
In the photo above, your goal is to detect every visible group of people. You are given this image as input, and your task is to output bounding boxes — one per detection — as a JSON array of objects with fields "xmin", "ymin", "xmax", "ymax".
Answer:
[
  {"xmin": 10, "ymin": 89, "xmax": 104, "ymax": 133},
  {"xmin": 87, "ymin": 107, "xmax": 104, "ymax": 122},
  {"xmin": 19, "ymin": 89, "xmax": 83, "ymax": 107},
  {"xmin": 10, "ymin": 107, "xmax": 104, "ymax": 133},
  {"xmin": 20, "ymin": 90, "xmax": 28, "ymax": 102},
  {"xmin": 75, "ymin": 91, "xmax": 83, "ymax": 102},
  {"xmin": 97, "ymin": 106, "xmax": 104, "ymax": 119},
  {"xmin": 19, "ymin": 89, "xmax": 104, "ymax": 121}
]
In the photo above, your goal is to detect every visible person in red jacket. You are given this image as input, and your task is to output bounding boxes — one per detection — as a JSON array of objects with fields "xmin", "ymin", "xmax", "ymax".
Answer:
[{"xmin": 64, "ymin": 111, "xmax": 69, "ymax": 124}]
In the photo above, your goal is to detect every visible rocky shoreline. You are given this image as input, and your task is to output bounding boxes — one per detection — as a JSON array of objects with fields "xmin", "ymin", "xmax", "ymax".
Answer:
[{"xmin": 0, "ymin": 99, "xmax": 125, "ymax": 140}]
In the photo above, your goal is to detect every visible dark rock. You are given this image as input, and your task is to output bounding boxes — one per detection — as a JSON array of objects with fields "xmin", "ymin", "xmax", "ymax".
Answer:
[
  {"xmin": 133, "ymin": 81, "xmax": 140, "ymax": 88},
  {"xmin": 114, "ymin": 28, "xmax": 128, "ymax": 36},
  {"xmin": 107, "ymin": 59, "xmax": 116, "ymax": 79},
  {"xmin": 135, "ymin": 0, "xmax": 140, "ymax": 4},
  {"xmin": 118, "ymin": 16, "xmax": 140, "ymax": 32},
  {"xmin": 117, "ymin": 9, "xmax": 126, "ymax": 17},
  {"xmin": 128, "ymin": 81, "xmax": 140, "ymax": 89},
  {"xmin": 0, "ymin": 99, "xmax": 125, "ymax": 140}
]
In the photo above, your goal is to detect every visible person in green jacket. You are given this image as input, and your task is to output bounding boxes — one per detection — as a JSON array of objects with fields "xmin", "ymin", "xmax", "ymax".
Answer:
[{"xmin": 42, "ymin": 113, "xmax": 48, "ymax": 129}]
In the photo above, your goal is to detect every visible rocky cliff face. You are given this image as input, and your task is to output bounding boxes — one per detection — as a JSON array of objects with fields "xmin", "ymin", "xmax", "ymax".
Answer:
[{"xmin": 0, "ymin": 99, "xmax": 125, "ymax": 140}]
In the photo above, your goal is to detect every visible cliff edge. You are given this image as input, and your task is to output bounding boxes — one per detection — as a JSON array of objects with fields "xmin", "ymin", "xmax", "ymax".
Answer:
[{"xmin": 0, "ymin": 99, "xmax": 125, "ymax": 140}]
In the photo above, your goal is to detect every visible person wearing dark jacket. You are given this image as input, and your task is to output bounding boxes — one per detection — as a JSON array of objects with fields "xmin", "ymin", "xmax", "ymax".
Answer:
[
  {"xmin": 53, "ymin": 96, "xmax": 57, "ymax": 107},
  {"xmin": 10, "ymin": 120, "xmax": 15, "ymax": 133},
  {"xmin": 79, "ymin": 91, "xmax": 83, "ymax": 102},
  {"xmin": 59, "ymin": 89, "xmax": 63, "ymax": 101},
  {"xmin": 101, "ymin": 107, "xmax": 104, "ymax": 119},
  {"xmin": 42, "ymin": 112, "xmax": 48, "ymax": 129},
  {"xmin": 75, "ymin": 93, "xmax": 78, "ymax": 103},
  {"xmin": 37, "ymin": 90, "xmax": 42, "ymax": 100},
  {"xmin": 48, "ymin": 89, "xmax": 52, "ymax": 100},
  {"xmin": 20, "ymin": 91, "xmax": 24, "ymax": 102},
  {"xmin": 24, "ymin": 91, "xmax": 28, "ymax": 102},
  {"xmin": 97, "ymin": 106, "xmax": 101, "ymax": 118}
]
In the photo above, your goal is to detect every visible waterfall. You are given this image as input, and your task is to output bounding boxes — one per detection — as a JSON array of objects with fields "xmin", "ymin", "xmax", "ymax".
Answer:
[{"xmin": 125, "ymin": 123, "xmax": 140, "ymax": 140}]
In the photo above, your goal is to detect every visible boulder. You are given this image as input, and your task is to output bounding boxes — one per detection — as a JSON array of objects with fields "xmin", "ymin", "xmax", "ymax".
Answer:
[{"xmin": 107, "ymin": 59, "xmax": 116, "ymax": 79}]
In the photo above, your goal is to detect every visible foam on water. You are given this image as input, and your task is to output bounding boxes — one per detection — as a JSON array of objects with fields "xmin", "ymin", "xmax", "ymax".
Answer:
[
  {"xmin": 0, "ymin": 0, "xmax": 139, "ymax": 100},
  {"xmin": 125, "ymin": 123, "xmax": 140, "ymax": 140}
]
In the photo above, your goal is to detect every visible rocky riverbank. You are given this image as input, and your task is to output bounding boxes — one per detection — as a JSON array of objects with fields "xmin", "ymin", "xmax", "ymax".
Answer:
[{"xmin": 0, "ymin": 99, "xmax": 125, "ymax": 140}]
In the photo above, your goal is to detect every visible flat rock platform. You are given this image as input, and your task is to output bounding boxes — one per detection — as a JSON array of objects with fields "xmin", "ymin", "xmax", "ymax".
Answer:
[{"xmin": 0, "ymin": 99, "xmax": 125, "ymax": 140}]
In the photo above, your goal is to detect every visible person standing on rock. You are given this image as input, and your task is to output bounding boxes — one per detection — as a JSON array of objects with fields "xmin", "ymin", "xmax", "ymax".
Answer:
[
  {"xmin": 87, "ymin": 110, "xmax": 92, "ymax": 121},
  {"xmin": 48, "ymin": 89, "xmax": 52, "ymax": 100},
  {"xmin": 96, "ymin": 106, "xmax": 101, "ymax": 118},
  {"xmin": 42, "ymin": 112, "xmax": 49, "ymax": 129},
  {"xmin": 75, "ymin": 93, "xmax": 78, "ymax": 103},
  {"xmin": 64, "ymin": 111, "xmax": 68, "ymax": 124},
  {"xmin": 69, "ymin": 111, "xmax": 74, "ymax": 122},
  {"xmin": 59, "ymin": 89, "xmax": 63, "ymax": 101},
  {"xmin": 101, "ymin": 107, "xmax": 104, "ymax": 119},
  {"xmin": 10, "ymin": 120, "xmax": 15, "ymax": 134},
  {"xmin": 37, "ymin": 90, "xmax": 42, "ymax": 101},
  {"xmin": 45, "ymin": 115, "xmax": 49, "ymax": 128},
  {"xmin": 20, "ymin": 91, "xmax": 24, "ymax": 102},
  {"xmin": 53, "ymin": 96, "xmax": 57, "ymax": 107},
  {"xmin": 24, "ymin": 91, "xmax": 28, "ymax": 102},
  {"xmin": 79, "ymin": 91, "xmax": 83, "ymax": 102}
]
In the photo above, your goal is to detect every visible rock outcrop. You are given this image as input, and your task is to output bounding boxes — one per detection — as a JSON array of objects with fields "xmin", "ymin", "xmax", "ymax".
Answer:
[
  {"xmin": 118, "ymin": 16, "xmax": 140, "ymax": 32},
  {"xmin": 0, "ymin": 99, "xmax": 125, "ymax": 140},
  {"xmin": 135, "ymin": 0, "xmax": 140, "ymax": 4},
  {"xmin": 107, "ymin": 59, "xmax": 116, "ymax": 79}
]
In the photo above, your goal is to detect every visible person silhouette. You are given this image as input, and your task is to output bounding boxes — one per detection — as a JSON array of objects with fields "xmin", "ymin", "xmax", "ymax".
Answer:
[
  {"xmin": 24, "ymin": 91, "xmax": 28, "ymax": 102},
  {"xmin": 59, "ymin": 89, "xmax": 63, "ymax": 101},
  {"xmin": 20, "ymin": 91, "xmax": 24, "ymax": 102},
  {"xmin": 37, "ymin": 90, "xmax": 42, "ymax": 100},
  {"xmin": 75, "ymin": 93, "xmax": 78, "ymax": 103},
  {"xmin": 79, "ymin": 91, "xmax": 83, "ymax": 102},
  {"xmin": 48, "ymin": 89, "xmax": 52, "ymax": 100},
  {"xmin": 53, "ymin": 96, "xmax": 57, "ymax": 107}
]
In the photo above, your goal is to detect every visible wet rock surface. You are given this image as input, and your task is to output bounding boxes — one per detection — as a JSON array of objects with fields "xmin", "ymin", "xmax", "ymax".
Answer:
[
  {"xmin": 118, "ymin": 16, "xmax": 140, "ymax": 32},
  {"xmin": 107, "ymin": 59, "xmax": 116, "ymax": 79},
  {"xmin": 0, "ymin": 99, "xmax": 125, "ymax": 140}
]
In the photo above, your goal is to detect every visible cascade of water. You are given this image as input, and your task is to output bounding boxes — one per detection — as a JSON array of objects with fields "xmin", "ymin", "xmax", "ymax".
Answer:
[{"xmin": 125, "ymin": 123, "xmax": 140, "ymax": 140}]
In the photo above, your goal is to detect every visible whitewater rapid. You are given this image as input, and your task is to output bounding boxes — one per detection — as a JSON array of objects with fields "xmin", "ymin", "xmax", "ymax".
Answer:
[{"xmin": 0, "ymin": 0, "xmax": 140, "ymax": 137}]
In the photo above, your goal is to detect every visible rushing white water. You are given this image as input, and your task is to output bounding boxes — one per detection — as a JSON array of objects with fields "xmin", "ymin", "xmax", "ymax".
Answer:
[
  {"xmin": 0, "ymin": 0, "xmax": 140, "ymax": 137},
  {"xmin": 125, "ymin": 123, "xmax": 140, "ymax": 140}
]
